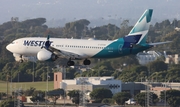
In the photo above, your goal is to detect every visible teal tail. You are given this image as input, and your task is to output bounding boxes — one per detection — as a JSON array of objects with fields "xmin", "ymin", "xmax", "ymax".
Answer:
[{"xmin": 128, "ymin": 9, "xmax": 153, "ymax": 45}]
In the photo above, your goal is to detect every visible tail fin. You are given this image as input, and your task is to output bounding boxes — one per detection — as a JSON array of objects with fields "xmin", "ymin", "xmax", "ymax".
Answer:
[{"xmin": 128, "ymin": 9, "xmax": 153, "ymax": 44}]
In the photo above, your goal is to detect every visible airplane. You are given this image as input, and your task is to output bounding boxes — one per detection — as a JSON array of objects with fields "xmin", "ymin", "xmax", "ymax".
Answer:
[{"xmin": 6, "ymin": 9, "xmax": 171, "ymax": 66}]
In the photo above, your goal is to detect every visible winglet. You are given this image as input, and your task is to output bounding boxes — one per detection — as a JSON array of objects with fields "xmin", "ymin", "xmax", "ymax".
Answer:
[
  {"xmin": 41, "ymin": 35, "xmax": 51, "ymax": 49},
  {"xmin": 47, "ymin": 35, "xmax": 50, "ymax": 40}
]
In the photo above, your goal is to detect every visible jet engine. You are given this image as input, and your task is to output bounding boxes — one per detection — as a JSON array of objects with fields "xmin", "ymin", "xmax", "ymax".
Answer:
[{"xmin": 37, "ymin": 50, "xmax": 57, "ymax": 61}]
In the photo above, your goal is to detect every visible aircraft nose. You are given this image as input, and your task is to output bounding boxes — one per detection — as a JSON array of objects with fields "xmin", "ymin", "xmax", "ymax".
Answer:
[{"xmin": 6, "ymin": 44, "xmax": 11, "ymax": 52}]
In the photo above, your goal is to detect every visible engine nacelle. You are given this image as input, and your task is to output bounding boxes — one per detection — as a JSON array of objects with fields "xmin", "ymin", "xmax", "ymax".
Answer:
[{"xmin": 37, "ymin": 50, "xmax": 57, "ymax": 61}]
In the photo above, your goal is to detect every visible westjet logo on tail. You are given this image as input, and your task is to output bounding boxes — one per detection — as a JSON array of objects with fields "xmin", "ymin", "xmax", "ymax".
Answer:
[{"xmin": 23, "ymin": 40, "xmax": 53, "ymax": 46}]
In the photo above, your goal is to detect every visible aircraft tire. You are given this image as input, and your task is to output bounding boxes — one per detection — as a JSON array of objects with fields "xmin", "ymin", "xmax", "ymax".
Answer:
[
  {"xmin": 83, "ymin": 59, "xmax": 91, "ymax": 65},
  {"xmin": 19, "ymin": 59, "xmax": 23, "ymax": 63},
  {"xmin": 67, "ymin": 61, "xmax": 75, "ymax": 66}
]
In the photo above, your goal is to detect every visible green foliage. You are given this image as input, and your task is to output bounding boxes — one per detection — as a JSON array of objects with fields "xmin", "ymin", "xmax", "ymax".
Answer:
[
  {"xmin": 0, "ymin": 92, "xmax": 6, "ymax": 100},
  {"xmin": 113, "ymin": 92, "xmax": 131, "ymax": 105},
  {"xmin": 90, "ymin": 88, "xmax": 113, "ymax": 103},
  {"xmin": 66, "ymin": 68, "xmax": 77, "ymax": 79},
  {"xmin": 135, "ymin": 92, "xmax": 146, "ymax": 107},
  {"xmin": 0, "ymin": 99, "xmax": 14, "ymax": 107},
  {"xmin": 64, "ymin": 19, "xmax": 90, "ymax": 38},
  {"xmin": 47, "ymin": 88, "xmax": 64, "ymax": 96},
  {"xmin": 101, "ymin": 98, "xmax": 114, "ymax": 104},
  {"xmin": 119, "ymin": 70, "xmax": 137, "ymax": 82},
  {"xmin": 0, "ymin": 98, "xmax": 24, "ymax": 107},
  {"xmin": 135, "ymin": 92, "xmax": 158, "ymax": 107},
  {"xmin": 93, "ymin": 60, "xmax": 114, "ymax": 71},
  {"xmin": 166, "ymin": 68, "xmax": 180, "ymax": 82},
  {"xmin": 47, "ymin": 88, "xmax": 64, "ymax": 105},
  {"xmin": 75, "ymin": 56, "xmax": 139, "ymax": 79},
  {"xmin": 147, "ymin": 60, "xmax": 168, "ymax": 73},
  {"xmin": 160, "ymin": 89, "xmax": 180, "ymax": 107},
  {"xmin": 151, "ymin": 93, "xmax": 159, "ymax": 105},
  {"xmin": 67, "ymin": 90, "xmax": 79, "ymax": 99},
  {"xmin": 118, "ymin": 65, "xmax": 148, "ymax": 82},
  {"xmin": 150, "ymin": 66, "xmax": 180, "ymax": 82},
  {"xmin": 67, "ymin": 90, "xmax": 80, "ymax": 105},
  {"xmin": 30, "ymin": 90, "xmax": 45, "ymax": 102},
  {"xmin": 24, "ymin": 87, "xmax": 36, "ymax": 96},
  {"xmin": 21, "ymin": 18, "xmax": 46, "ymax": 28},
  {"xmin": 0, "ymin": 61, "xmax": 54, "ymax": 82},
  {"xmin": 72, "ymin": 97, "xmax": 79, "ymax": 105}
]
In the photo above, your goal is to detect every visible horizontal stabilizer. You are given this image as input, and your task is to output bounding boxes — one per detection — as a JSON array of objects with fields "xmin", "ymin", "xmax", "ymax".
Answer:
[{"xmin": 148, "ymin": 41, "xmax": 172, "ymax": 46}]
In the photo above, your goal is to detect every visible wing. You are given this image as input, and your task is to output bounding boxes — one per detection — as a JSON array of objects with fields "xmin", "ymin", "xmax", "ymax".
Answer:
[
  {"xmin": 42, "ymin": 35, "xmax": 89, "ymax": 60},
  {"xmin": 47, "ymin": 46, "xmax": 88, "ymax": 60}
]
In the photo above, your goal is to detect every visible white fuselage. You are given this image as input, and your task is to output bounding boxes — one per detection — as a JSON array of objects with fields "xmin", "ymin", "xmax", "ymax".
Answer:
[{"xmin": 6, "ymin": 37, "xmax": 118, "ymax": 59}]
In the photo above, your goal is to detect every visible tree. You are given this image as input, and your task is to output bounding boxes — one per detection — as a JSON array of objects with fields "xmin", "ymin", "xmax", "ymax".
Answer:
[
  {"xmin": 0, "ymin": 98, "xmax": 24, "ymax": 107},
  {"xmin": 0, "ymin": 92, "xmax": 6, "ymax": 100},
  {"xmin": 67, "ymin": 90, "xmax": 79, "ymax": 99},
  {"xmin": 90, "ymin": 88, "xmax": 113, "ymax": 103},
  {"xmin": 64, "ymin": 19, "xmax": 90, "ymax": 38},
  {"xmin": 30, "ymin": 90, "xmax": 45, "ymax": 103},
  {"xmin": 0, "ymin": 99, "xmax": 14, "ymax": 107},
  {"xmin": 135, "ymin": 92, "xmax": 146, "ymax": 107},
  {"xmin": 166, "ymin": 68, "xmax": 180, "ymax": 82},
  {"xmin": 67, "ymin": 90, "xmax": 80, "ymax": 105},
  {"xmin": 47, "ymin": 88, "xmax": 64, "ymax": 105},
  {"xmin": 160, "ymin": 89, "xmax": 180, "ymax": 107},
  {"xmin": 119, "ymin": 69, "xmax": 138, "ymax": 82},
  {"xmin": 113, "ymin": 19, "xmax": 131, "ymax": 39},
  {"xmin": 135, "ymin": 92, "xmax": 158, "ymax": 107},
  {"xmin": 147, "ymin": 60, "xmax": 168, "ymax": 73},
  {"xmin": 23, "ymin": 87, "xmax": 36, "ymax": 96},
  {"xmin": 101, "ymin": 98, "xmax": 114, "ymax": 105},
  {"xmin": 113, "ymin": 92, "xmax": 131, "ymax": 105},
  {"xmin": 72, "ymin": 97, "xmax": 80, "ymax": 105},
  {"xmin": 151, "ymin": 92, "xmax": 159, "ymax": 105}
]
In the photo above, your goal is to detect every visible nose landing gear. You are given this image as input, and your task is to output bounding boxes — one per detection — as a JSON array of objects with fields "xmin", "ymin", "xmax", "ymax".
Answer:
[
  {"xmin": 19, "ymin": 55, "xmax": 24, "ymax": 63},
  {"xmin": 67, "ymin": 58, "xmax": 75, "ymax": 66}
]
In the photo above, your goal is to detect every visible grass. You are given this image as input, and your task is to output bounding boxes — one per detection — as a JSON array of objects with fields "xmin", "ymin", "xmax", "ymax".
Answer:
[{"xmin": 0, "ymin": 81, "xmax": 54, "ymax": 93}]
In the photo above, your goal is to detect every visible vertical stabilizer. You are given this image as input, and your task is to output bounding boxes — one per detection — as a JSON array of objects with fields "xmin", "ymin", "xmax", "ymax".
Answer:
[{"xmin": 128, "ymin": 9, "xmax": 153, "ymax": 44}]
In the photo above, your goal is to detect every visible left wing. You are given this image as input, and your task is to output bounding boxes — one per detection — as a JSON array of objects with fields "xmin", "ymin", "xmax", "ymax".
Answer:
[{"xmin": 50, "ymin": 46, "xmax": 88, "ymax": 59}]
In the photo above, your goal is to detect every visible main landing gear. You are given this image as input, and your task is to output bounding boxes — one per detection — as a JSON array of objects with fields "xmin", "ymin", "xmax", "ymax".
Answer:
[
  {"xmin": 67, "ymin": 58, "xmax": 91, "ymax": 66},
  {"xmin": 83, "ymin": 59, "xmax": 91, "ymax": 65},
  {"xmin": 19, "ymin": 55, "xmax": 24, "ymax": 63},
  {"xmin": 67, "ymin": 60, "xmax": 75, "ymax": 66}
]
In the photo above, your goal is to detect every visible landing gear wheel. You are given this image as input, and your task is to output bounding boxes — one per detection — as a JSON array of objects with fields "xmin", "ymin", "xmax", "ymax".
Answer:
[
  {"xmin": 83, "ymin": 59, "xmax": 91, "ymax": 65},
  {"xmin": 67, "ymin": 61, "xmax": 75, "ymax": 66},
  {"xmin": 19, "ymin": 59, "xmax": 23, "ymax": 63}
]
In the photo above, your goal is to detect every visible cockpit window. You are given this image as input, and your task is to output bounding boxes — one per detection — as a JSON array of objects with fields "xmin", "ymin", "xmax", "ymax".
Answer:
[{"xmin": 11, "ymin": 41, "xmax": 15, "ymax": 44}]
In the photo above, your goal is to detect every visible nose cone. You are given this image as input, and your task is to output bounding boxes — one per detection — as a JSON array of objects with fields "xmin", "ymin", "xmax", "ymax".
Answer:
[{"xmin": 6, "ymin": 44, "xmax": 11, "ymax": 52}]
